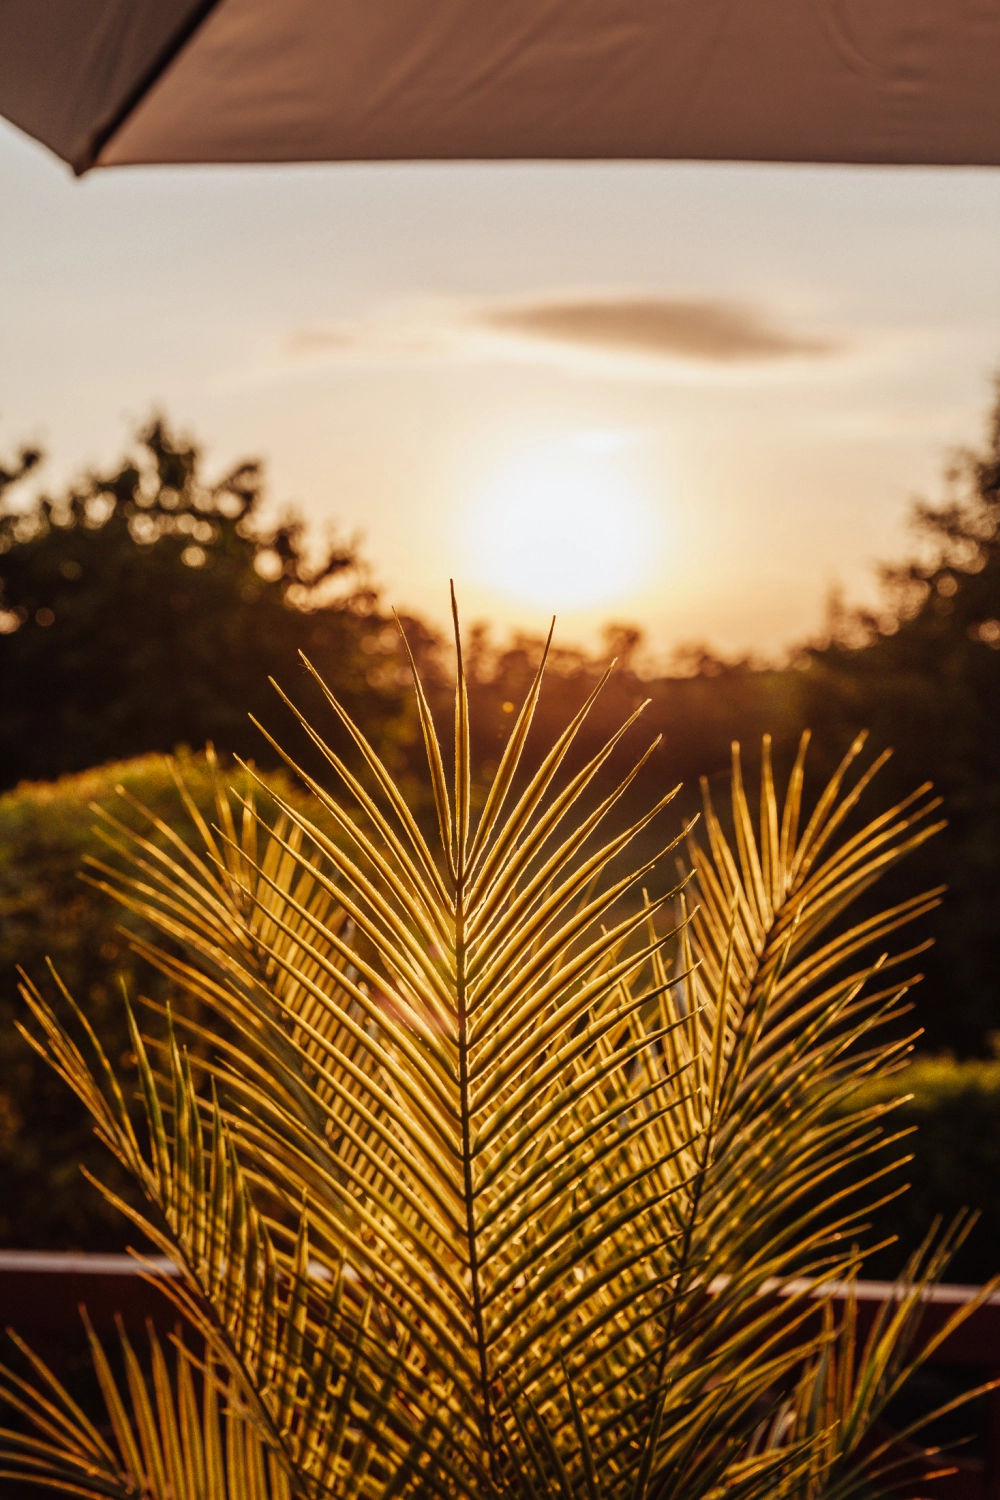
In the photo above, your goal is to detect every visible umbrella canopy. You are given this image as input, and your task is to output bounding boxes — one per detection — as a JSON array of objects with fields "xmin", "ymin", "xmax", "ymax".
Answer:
[{"xmin": 2, "ymin": 0, "xmax": 1000, "ymax": 176}]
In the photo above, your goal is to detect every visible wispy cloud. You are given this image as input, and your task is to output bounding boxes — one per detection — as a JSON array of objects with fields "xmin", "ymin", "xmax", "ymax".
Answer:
[
  {"xmin": 280, "ymin": 292, "xmax": 845, "ymax": 381},
  {"xmin": 477, "ymin": 296, "xmax": 839, "ymax": 362}
]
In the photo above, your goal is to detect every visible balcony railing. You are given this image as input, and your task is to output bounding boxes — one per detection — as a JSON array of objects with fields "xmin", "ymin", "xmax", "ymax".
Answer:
[{"xmin": 1, "ymin": 1253, "xmax": 997, "ymax": 1499}]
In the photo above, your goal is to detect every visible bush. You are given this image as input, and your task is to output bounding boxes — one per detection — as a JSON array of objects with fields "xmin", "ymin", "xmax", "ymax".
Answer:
[
  {"xmin": 842, "ymin": 1051, "xmax": 1000, "ymax": 1285},
  {"xmin": 0, "ymin": 749, "xmax": 326, "ymax": 1249}
]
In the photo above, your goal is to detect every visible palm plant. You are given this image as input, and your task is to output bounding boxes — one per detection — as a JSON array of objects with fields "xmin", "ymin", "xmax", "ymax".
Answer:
[{"xmin": 0, "ymin": 603, "xmax": 991, "ymax": 1500}]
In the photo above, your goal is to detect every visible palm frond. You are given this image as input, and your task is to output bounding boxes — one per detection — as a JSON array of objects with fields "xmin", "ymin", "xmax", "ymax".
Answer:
[
  {"xmin": 0, "ymin": 1316, "xmax": 287, "ymax": 1500},
  {"xmin": 6, "ymin": 621, "xmax": 976, "ymax": 1500},
  {"xmin": 755, "ymin": 1217, "xmax": 1000, "ymax": 1500}
]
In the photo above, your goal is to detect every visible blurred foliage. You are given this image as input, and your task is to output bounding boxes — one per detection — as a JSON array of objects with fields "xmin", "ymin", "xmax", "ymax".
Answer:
[
  {"xmin": 459, "ymin": 624, "xmax": 807, "ymax": 857},
  {"xmin": 834, "ymin": 1049, "xmax": 1000, "ymax": 1286},
  {"xmin": 0, "ymin": 750, "xmax": 327, "ymax": 1250},
  {"xmin": 0, "ymin": 418, "xmax": 427, "ymax": 789},
  {"xmin": 799, "ymin": 382, "xmax": 1000, "ymax": 1055}
]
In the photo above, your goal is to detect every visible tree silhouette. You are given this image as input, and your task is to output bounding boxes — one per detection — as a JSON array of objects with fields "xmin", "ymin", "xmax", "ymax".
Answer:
[
  {"xmin": 0, "ymin": 418, "xmax": 416, "ymax": 787},
  {"xmin": 803, "ymin": 383, "xmax": 1000, "ymax": 1053}
]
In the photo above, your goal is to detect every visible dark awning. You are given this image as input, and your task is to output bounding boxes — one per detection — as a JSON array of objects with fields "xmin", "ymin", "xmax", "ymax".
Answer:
[{"xmin": 3, "ymin": 0, "xmax": 1000, "ymax": 175}]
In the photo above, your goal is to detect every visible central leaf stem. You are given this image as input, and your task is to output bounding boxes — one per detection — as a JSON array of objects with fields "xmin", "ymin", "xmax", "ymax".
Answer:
[{"xmin": 455, "ymin": 877, "xmax": 498, "ymax": 1488}]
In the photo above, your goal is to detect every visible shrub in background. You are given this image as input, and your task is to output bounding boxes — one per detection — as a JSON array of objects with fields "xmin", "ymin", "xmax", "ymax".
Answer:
[
  {"xmin": 0, "ymin": 749, "xmax": 326, "ymax": 1250},
  {"xmin": 838, "ymin": 1050, "xmax": 1000, "ymax": 1286}
]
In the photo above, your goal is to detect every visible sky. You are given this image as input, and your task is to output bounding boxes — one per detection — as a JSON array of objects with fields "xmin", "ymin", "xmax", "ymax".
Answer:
[{"xmin": 3, "ymin": 116, "xmax": 1000, "ymax": 662}]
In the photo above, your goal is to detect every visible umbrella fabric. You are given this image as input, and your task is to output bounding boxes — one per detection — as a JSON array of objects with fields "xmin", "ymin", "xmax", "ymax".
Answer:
[
  {"xmin": 0, "ymin": 0, "xmax": 215, "ymax": 173},
  {"xmin": 3, "ymin": 0, "xmax": 1000, "ymax": 175}
]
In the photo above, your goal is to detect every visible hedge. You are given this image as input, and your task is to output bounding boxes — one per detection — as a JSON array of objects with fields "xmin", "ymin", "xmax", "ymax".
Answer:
[
  {"xmin": 0, "ymin": 751, "xmax": 323, "ymax": 1250},
  {"xmin": 837, "ymin": 1052, "xmax": 1000, "ymax": 1286}
]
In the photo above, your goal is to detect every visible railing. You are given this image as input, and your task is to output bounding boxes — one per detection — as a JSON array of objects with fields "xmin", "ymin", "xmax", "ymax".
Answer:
[{"xmin": 1, "ymin": 1254, "xmax": 998, "ymax": 1498}]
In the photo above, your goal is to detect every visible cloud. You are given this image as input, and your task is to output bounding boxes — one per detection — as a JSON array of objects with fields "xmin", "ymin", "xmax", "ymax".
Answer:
[
  {"xmin": 279, "ymin": 292, "xmax": 844, "ymax": 381},
  {"xmin": 286, "ymin": 323, "xmax": 442, "ymax": 359},
  {"xmin": 476, "ymin": 296, "xmax": 840, "ymax": 362}
]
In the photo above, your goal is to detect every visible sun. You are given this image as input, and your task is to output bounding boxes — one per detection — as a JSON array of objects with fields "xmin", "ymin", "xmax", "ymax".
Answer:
[{"xmin": 463, "ymin": 431, "xmax": 657, "ymax": 611}]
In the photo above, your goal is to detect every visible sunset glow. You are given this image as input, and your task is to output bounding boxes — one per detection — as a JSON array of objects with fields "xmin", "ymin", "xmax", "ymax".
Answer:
[{"xmin": 463, "ymin": 431, "xmax": 658, "ymax": 611}]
